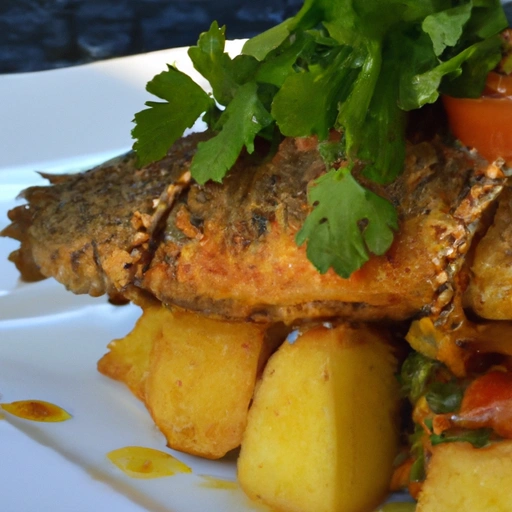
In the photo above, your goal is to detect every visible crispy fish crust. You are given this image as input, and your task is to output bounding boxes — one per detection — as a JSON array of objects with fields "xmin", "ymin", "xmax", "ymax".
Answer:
[
  {"xmin": 464, "ymin": 185, "xmax": 512, "ymax": 319},
  {"xmin": 2, "ymin": 132, "xmax": 504, "ymax": 324},
  {"xmin": 3, "ymin": 132, "xmax": 209, "ymax": 302}
]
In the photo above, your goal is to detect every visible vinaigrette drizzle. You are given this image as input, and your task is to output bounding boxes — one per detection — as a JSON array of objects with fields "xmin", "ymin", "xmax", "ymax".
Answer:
[
  {"xmin": 107, "ymin": 446, "xmax": 192, "ymax": 479},
  {"xmin": 1, "ymin": 400, "xmax": 72, "ymax": 422}
]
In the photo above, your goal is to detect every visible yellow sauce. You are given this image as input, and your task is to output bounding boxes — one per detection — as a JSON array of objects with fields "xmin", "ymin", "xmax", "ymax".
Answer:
[
  {"xmin": 198, "ymin": 475, "xmax": 239, "ymax": 490},
  {"xmin": 107, "ymin": 446, "xmax": 192, "ymax": 479},
  {"xmin": 1, "ymin": 400, "xmax": 72, "ymax": 422}
]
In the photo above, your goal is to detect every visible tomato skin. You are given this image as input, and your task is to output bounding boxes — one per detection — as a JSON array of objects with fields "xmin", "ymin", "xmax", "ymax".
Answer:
[
  {"xmin": 455, "ymin": 371, "xmax": 512, "ymax": 438},
  {"xmin": 442, "ymin": 72, "xmax": 512, "ymax": 167},
  {"xmin": 484, "ymin": 71, "xmax": 512, "ymax": 96}
]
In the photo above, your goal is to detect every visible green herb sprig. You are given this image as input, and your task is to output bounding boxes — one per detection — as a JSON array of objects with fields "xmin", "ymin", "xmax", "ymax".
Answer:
[{"xmin": 132, "ymin": 0, "xmax": 507, "ymax": 278}]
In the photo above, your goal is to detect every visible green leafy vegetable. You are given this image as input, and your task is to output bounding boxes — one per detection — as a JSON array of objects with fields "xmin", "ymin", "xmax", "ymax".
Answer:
[
  {"xmin": 425, "ymin": 381, "xmax": 463, "ymax": 414},
  {"xmin": 399, "ymin": 351, "xmax": 465, "ymax": 413},
  {"xmin": 317, "ymin": 139, "xmax": 346, "ymax": 168},
  {"xmin": 409, "ymin": 424, "xmax": 427, "ymax": 482},
  {"xmin": 430, "ymin": 428, "xmax": 493, "ymax": 448},
  {"xmin": 399, "ymin": 352, "xmax": 440, "ymax": 404},
  {"xmin": 132, "ymin": 0, "xmax": 507, "ymax": 278},
  {"xmin": 190, "ymin": 82, "xmax": 273, "ymax": 184},
  {"xmin": 187, "ymin": 22, "xmax": 260, "ymax": 106},
  {"xmin": 296, "ymin": 167, "xmax": 398, "ymax": 277},
  {"xmin": 271, "ymin": 44, "xmax": 361, "ymax": 140},
  {"xmin": 500, "ymin": 30, "xmax": 512, "ymax": 74},
  {"xmin": 422, "ymin": 4, "xmax": 473, "ymax": 57},
  {"xmin": 132, "ymin": 66, "xmax": 214, "ymax": 165}
]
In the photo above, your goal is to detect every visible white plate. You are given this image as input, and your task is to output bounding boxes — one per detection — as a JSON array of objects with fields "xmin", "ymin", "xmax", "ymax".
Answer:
[
  {"xmin": 0, "ymin": 41, "xmax": 413, "ymax": 512},
  {"xmin": 0, "ymin": 41, "xmax": 272, "ymax": 512}
]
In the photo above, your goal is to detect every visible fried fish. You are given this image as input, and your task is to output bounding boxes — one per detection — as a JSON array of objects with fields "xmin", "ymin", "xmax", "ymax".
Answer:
[{"xmin": 2, "ymin": 131, "xmax": 506, "ymax": 326}]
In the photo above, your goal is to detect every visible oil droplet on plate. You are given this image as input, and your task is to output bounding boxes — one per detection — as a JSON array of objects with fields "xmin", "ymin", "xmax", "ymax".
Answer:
[
  {"xmin": 198, "ymin": 475, "xmax": 239, "ymax": 490},
  {"xmin": 107, "ymin": 446, "xmax": 192, "ymax": 479},
  {"xmin": 1, "ymin": 400, "xmax": 72, "ymax": 422}
]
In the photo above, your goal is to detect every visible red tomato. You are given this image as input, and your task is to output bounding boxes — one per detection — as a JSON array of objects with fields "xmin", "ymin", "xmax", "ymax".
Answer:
[
  {"xmin": 484, "ymin": 70, "xmax": 512, "ymax": 96},
  {"xmin": 456, "ymin": 370, "xmax": 512, "ymax": 438},
  {"xmin": 442, "ymin": 71, "xmax": 512, "ymax": 167}
]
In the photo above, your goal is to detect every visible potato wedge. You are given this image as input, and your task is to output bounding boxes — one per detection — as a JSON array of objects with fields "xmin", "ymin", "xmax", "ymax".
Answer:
[
  {"xmin": 145, "ymin": 308, "xmax": 272, "ymax": 459},
  {"xmin": 98, "ymin": 303, "xmax": 165, "ymax": 400},
  {"xmin": 237, "ymin": 323, "xmax": 400, "ymax": 512},
  {"xmin": 417, "ymin": 440, "xmax": 512, "ymax": 512}
]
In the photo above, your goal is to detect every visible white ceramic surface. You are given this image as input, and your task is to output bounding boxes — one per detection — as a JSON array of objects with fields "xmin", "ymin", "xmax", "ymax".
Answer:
[
  {"xmin": 0, "ymin": 41, "xmax": 270, "ymax": 512},
  {"xmin": 0, "ymin": 38, "xmax": 416, "ymax": 512}
]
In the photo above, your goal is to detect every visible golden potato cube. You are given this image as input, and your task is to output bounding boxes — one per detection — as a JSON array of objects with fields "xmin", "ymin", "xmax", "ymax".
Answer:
[
  {"xmin": 145, "ymin": 309, "xmax": 271, "ymax": 460},
  {"xmin": 238, "ymin": 323, "xmax": 400, "ymax": 512},
  {"xmin": 417, "ymin": 440, "xmax": 512, "ymax": 512},
  {"xmin": 98, "ymin": 304, "xmax": 166, "ymax": 400}
]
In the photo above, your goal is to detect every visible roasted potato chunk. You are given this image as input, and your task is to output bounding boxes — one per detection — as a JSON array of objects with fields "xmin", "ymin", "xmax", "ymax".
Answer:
[
  {"xmin": 237, "ymin": 323, "xmax": 400, "ymax": 512},
  {"xmin": 417, "ymin": 440, "xmax": 512, "ymax": 512},
  {"xmin": 97, "ymin": 303, "xmax": 164, "ymax": 400},
  {"xmin": 99, "ymin": 304, "xmax": 277, "ymax": 459},
  {"xmin": 145, "ymin": 308, "xmax": 273, "ymax": 459}
]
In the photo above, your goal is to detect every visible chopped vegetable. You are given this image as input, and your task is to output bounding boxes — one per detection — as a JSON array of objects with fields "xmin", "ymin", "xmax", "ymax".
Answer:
[
  {"xmin": 443, "ymin": 68, "xmax": 512, "ymax": 166},
  {"xmin": 425, "ymin": 381, "xmax": 463, "ymax": 415},
  {"xmin": 399, "ymin": 352, "xmax": 440, "ymax": 404},
  {"xmin": 430, "ymin": 428, "xmax": 493, "ymax": 448},
  {"xmin": 132, "ymin": 0, "xmax": 507, "ymax": 277}
]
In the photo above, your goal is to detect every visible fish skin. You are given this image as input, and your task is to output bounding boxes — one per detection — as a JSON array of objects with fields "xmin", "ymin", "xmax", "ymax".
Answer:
[
  {"xmin": 1, "ymin": 132, "xmax": 504, "ymax": 324},
  {"xmin": 2, "ymin": 132, "xmax": 209, "ymax": 303},
  {"xmin": 464, "ymin": 184, "xmax": 512, "ymax": 320}
]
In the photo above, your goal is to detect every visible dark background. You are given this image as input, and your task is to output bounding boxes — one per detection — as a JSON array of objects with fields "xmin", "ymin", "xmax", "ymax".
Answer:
[
  {"xmin": 0, "ymin": 0, "xmax": 303, "ymax": 74},
  {"xmin": 1, "ymin": 0, "xmax": 511, "ymax": 75}
]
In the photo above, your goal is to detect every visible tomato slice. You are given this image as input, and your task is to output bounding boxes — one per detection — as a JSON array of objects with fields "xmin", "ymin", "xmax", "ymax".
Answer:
[
  {"xmin": 484, "ymin": 71, "xmax": 512, "ymax": 96},
  {"xmin": 442, "ymin": 72, "xmax": 512, "ymax": 167},
  {"xmin": 455, "ymin": 371, "xmax": 512, "ymax": 439}
]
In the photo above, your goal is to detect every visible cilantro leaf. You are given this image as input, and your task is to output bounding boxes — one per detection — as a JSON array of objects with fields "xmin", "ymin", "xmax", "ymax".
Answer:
[
  {"xmin": 242, "ymin": 0, "xmax": 325, "ymax": 60},
  {"xmin": 254, "ymin": 31, "xmax": 316, "ymax": 88},
  {"xmin": 430, "ymin": 428, "xmax": 493, "ymax": 448},
  {"xmin": 399, "ymin": 35, "xmax": 503, "ymax": 109},
  {"xmin": 133, "ymin": 0, "xmax": 507, "ymax": 278},
  {"xmin": 132, "ymin": 65, "xmax": 213, "ymax": 167},
  {"xmin": 272, "ymin": 45, "xmax": 361, "ymax": 140},
  {"xmin": 187, "ymin": 22, "xmax": 237, "ymax": 106},
  {"xmin": 425, "ymin": 381, "xmax": 463, "ymax": 414},
  {"xmin": 422, "ymin": 3, "xmax": 473, "ymax": 57},
  {"xmin": 399, "ymin": 352, "xmax": 440, "ymax": 404},
  {"xmin": 190, "ymin": 82, "xmax": 273, "ymax": 184},
  {"xmin": 348, "ymin": 31, "xmax": 407, "ymax": 184},
  {"xmin": 465, "ymin": 0, "xmax": 508, "ymax": 40},
  {"xmin": 242, "ymin": 19, "xmax": 296, "ymax": 61},
  {"xmin": 440, "ymin": 35, "xmax": 504, "ymax": 97},
  {"xmin": 188, "ymin": 21, "xmax": 259, "ymax": 106},
  {"xmin": 296, "ymin": 167, "xmax": 398, "ymax": 277},
  {"xmin": 317, "ymin": 139, "xmax": 346, "ymax": 168},
  {"xmin": 409, "ymin": 424, "xmax": 427, "ymax": 482}
]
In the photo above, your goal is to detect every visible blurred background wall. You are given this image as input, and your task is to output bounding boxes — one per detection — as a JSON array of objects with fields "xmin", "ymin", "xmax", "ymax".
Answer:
[
  {"xmin": 0, "ymin": 0, "xmax": 303, "ymax": 74},
  {"xmin": 1, "ymin": 0, "xmax": 511, "ymax": 74}
]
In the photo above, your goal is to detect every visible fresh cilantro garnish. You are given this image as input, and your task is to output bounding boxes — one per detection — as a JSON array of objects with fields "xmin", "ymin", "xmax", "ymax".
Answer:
[
  {"xmin": 399, "ymin": 352, "xmax": 441, "ymax": 404},
  {"xmin": 296, "ymin": 167, "xmax": 398, "ymax": 277},
  {"xmin": 425, "ymin": 381, "xmax": 463, "ymax": 414},
  {"xmin": 409, "ymin": 424, "xmax": 427, "ymax": 482},
  {"xmin": 430, "ymin": 428, "xmax": 493, "ymax": 448},
  {"xmin": 132, "ymin": 65, "xmax": 214, "ymax": 165},
  {"xmin": 190, "ymin": 82, "xmax": 273, "ymax": 184},
  {"xmin": 132, "ymin": 0, "xmax": 507, "ymax": 278}
]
